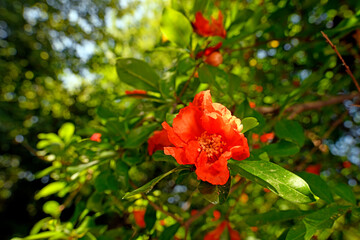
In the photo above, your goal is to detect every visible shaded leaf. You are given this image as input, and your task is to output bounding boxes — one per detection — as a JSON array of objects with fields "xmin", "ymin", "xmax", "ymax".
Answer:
[
  {"xmin": 116, "ymin": 58, "xmax": 159, "ymax": 92},
  {"xmin": 245, "ymin": 209, "xmax": 312, "ymax": 226},
  {"xmin": 263, "ymin": 140, "xmax": 300, "ymax": 157},
  {"xmin": 123, "ymin": 123, "xmax": 158, "ymax": 149},
  {"xmin": 198, "ymin": 177, "xmax": 231, "ymax": 204},
  {"xmin": 145, "ymin": 204, "xmax": 156, "ymax": 231},
  {"xmin": 159, "ymin": 223, "xmax": 181, "ymax": 240},
  {"xmin": 275, "ymin": 119, "xmax": 305, "ymax": 146},
  {"xmin": 123, "ymin": 165, "xmax": 190, "ymax": 199},
  {"xmin": 297, "ymin": 172, "xmax": 333, "ymax": 203},
  {"xmin": 332, "ymin": 183, "xmax": 356, "ymax": 205}
]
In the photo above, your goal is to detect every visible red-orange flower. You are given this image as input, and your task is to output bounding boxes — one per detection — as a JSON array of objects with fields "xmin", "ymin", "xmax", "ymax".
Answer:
[
  {"xmin": 147, "ymin": 129, "xmax": 173, "ymax": 155},
  {"xmin": 90, "ymin": 133, "xmax": 101, "ymax": 142},
  {"xmin": 193, "ymin": 11, "xmax": 226, "ymax": 38},
  {"xmin": 212, "ymin": 210, "xmax": 221, "ymax": 221},
  {"xmin": 305, "ymin": 164, "xmax": 321, "ymax": 175},
  {"xmin": 260, "ymin": 132, "xmax": 275, "ymax": 143},
  {"xmin": 342, "ymin": 161, "xmax": 352, "ymax": 168},
  {"xmin": 133, "ymin": 209, "xmax": 146, "ymax": 228},
  {"xmin": 162, "ymin": 90, "xmax": 250, "ymax": 185},
  {"xmin": 204, "ymin": 220, "xmax": 241, "ymax": 240},
  {"xmin": 125, "ymin": 90, "xmax": 147, "ymax": 95}
]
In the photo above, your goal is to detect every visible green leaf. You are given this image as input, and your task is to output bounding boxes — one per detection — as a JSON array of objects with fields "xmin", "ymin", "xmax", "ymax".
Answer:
[
  {"xmin": 43, "ymin": 201, "xmax": 60, "ymax": 218},
  {"xmin": 198, "ymin": 177, "xmax": 231, "ymax": 205},
  {"xmin": 58, "ymin": 122, "xmax": 75, "ymax": 144},
  {"xmin": 94, "ymin": 170, "xmax": 118, "ymax": 192},
  {"xmin": 245, "ymin": 210, "xmax": 312, "ymax": 226},
  {"xmin": 123, "ymin": 123, "xmax": 158, "ymax": 149},
  {"xmin": 229, "ymin": 161, "xmax": 316, "ymax": 204},
  {"xmin": 66, "ymin": 161, "xmax": 99, "ymax": 174},
  {"xmin": 297, "ymin": 172, "xmax": 333, "ymax": 203},
  {"xmin": 332, "ymin": 183, "xmax": 356, "ymax": 205},
  {"xmin": 87, "ymin": 192, "xmax": 104, "ymax": 212},
  {"xmin": 275, "ymin": 119, "xmax": 305, "ymax": 146},
  {"xmin": 160, "ymin": 8, "xmax": 192, "ymax": 48},
  {"xmin": 241, "ymin": 117, "xmax": 259, "ymax": 133},
  {"xmin": 145, "ymin": 204, "xmax": 156, "ymax": 231},
  {"xmin": 263, "ymin": 140, "xmax": 300, "ymax": 157},
  {"xmin": 123, "ymin": 165, "xmax": 190, "ymax": 199},
  {"xmin": 96, "ymin": 106, "xmax": 118, "ymax": 119},
  {"xmin": 116, "ymin": 58, "xmax": 160, "ymax": 92},
  {"xmin": 152, "ymin": 151, "xmax": 176, "ymax": 163},
  {"xmin": 286, "ymin": 205, "xmax": 350, "ymax": 240},
  {"xmin": 35, "ymin": 182, "xmax": 66, "ymax": 200},
  {"xmin": 159, "ymin": 223, "xmax": 181, "ymax": 240},
  {"xmin": 21, "ymin": 232, "xmax": 67, "ymax": 240}
]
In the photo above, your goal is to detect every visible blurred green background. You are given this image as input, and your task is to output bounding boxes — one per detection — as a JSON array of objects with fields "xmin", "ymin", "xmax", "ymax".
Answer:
[{"xmin": 1, "ymin": 0, "xmax": 360, "ymax": 239}]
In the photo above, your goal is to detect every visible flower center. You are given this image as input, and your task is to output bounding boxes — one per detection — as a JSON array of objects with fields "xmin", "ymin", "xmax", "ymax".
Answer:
[{"xmin": 197, "ymin": 131, "xmax": 226, "ymax": 161}]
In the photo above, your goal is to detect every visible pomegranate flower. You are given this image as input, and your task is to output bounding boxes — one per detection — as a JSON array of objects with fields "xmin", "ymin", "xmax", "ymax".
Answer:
[
  {"xmin": 305, "ymin": 164, "xmax": 321, "ymax": 175},
  {"xmin": 125, "ymin": 90, "xmax": 147, "ymax": 95},
  {"xmin": 133, "ymin": 209, "xmax": 146, "ymax": 228},
  {"xmin": 162, "ymin": 90, "xmax": 250, "ymax": 185},
  {"xmin": 147, "ymin": 129, "xmax": 173, "ymax": 155},
  {"xmin": 193, "ymin": 11, "xmax": 226, "ymax": 38},
  {"xmin": 204, "ymin": 220, "xmax": 241, "ymax": 240},
  {"xmin": 196, "ymin": 42, "xmax": 223, "ymax": 67},
  {"xmin": 90, "ymin": 133, "xmax": 101, "ymax": 142}
]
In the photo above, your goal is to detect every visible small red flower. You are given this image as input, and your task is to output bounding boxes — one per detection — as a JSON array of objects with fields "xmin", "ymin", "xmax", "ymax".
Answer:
[
  {"xmin": 133, "ymin": 210, "xmax": 146, "ymax": 228},
  {"xmin": 191, "ymin": 209, "xmax": 198, "ymax": 216},
  {"xmin": 204, "ymin": 221, "xmax": 241, "ymax": 240},
  {"xmin": 90, "ymin": 133, "xmax": 101, "ymax": 142},
  {"xmin": 125, "ymin": 90, "xmax": 147, "ymax": 95},
  {"xmin": 305, "ymin": 164, "xmax": 321, "ymax": 175},
  {"xmin": 193, "ymin": 11, "xmax": 226, "ymax": 38},
  {"xmin": 162, "ymin": 90, "xmax": 250, "ymax": 185},
  {"xmin": 249, "ymin": 101, "xmax": 256, "ymax": 109},
  {"xmin": 260, "ymin": 132, "xmax": 275, "ymax": 143},
  {"xmin": 212, "ymin": 210, "xmax": 221, "ymax": 221},
  {"xmin": 204, "ymin": 221, "xmax": 228, "ymax": 240},
  {"xmin": 147, "ymin": 129, "xmax": 173, "ymax": 155},
  {"xmin": 342, "ymin": 161, "xmax": 352, "ymax": 168}
]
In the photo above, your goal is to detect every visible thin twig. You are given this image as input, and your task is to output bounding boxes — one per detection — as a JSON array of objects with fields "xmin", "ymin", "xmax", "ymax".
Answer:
[
  {"xmin": 178, "ymin": 63, "xmax": 201, "ymax": 100},
  {"xmin": 321, "ymin": 31, "xmax": 360, "ymax": 93},
  {"xmin": 255, "ymin": 92, "xmax": 359, "ymax": 117}
]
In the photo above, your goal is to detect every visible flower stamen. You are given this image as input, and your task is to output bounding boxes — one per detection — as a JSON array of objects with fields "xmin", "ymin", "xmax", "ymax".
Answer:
[{"xmin": 197, "ymin": 131, "xmax": 226, "ymax": 162}]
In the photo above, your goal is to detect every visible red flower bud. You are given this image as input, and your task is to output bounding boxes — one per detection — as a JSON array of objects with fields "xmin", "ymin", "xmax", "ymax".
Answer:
[
  {"xmin": 342, "ymin": 161, "xmax": 351, "ymax": 168},
  {"xmin": 133, "ymin": 210, "xmax": 146, "ymax": 228},
  {"xmin": 260, "ymin": 132, "xmax": 275, "ymax": 143},
  {"xmin": 90, "ymin": 133, "xmax": 101, "ymax": 142},
  {"xmin": 305, "ymin": 164, "xmax": 321, "ymax": 175},
  {"xmin": 205, "ymin": 52, "xmax": 223, "ymax": 67},
  {"xmin": 125, "ymin": 90, "xmax": 147, "ymax": 95}
]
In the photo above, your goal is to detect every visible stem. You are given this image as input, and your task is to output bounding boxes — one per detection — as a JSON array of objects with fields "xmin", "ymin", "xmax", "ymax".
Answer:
[{"xmin": 321, "ymin": 31, "xmax": 360, "ymax": 93}]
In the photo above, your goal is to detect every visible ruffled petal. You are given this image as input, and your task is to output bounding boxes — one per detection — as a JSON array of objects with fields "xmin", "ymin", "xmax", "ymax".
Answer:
[
  {"xmin": 172, "ymin": 105, "xmax": 203, "ymax": 143},
  {"xmin": 162, "ymin": 122, "xmax": 186, "ymax": 147},
  {"xmin": 164, "ymin": 147, "xmax": 189, "ymax": 165},
  {"xmin": 147, "ymin": 129, "xmax": 173, "ymax": 155},
  {"xmin": 185, "ymin": 140, "xmax": 201, "ymax": 165},
  {"xmin": 204, "ymin": 220, "xmax": 228, "ymax": 240},
  {"xmin": 192, "ymin": 90, "xmax": 214, "ymax": 112},
  {"xmin": 195, "ymin": 151, "xmax": 230, "ymax": 185}
]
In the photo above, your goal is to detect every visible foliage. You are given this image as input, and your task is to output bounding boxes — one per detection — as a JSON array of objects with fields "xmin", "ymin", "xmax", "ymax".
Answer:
[{"xmin": 1, "ymin": 0, "xmax": 360, "ymax": 239}]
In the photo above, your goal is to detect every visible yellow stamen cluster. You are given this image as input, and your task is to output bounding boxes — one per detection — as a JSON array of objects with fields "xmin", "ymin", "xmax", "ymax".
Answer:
[{"xmin": 197, "ymin": 131, "xmax": 226, "ymax": 161}]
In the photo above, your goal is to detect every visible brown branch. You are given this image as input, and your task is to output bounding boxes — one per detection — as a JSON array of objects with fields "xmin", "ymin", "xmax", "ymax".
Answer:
[
  {"xmin": 142, "ymin": 193, "xmax": 183, "ymax": 223},
  {"xmin": 178, "ymin": 63, "xmax": 201, "ymax": 100},
  {"xmin": 255, "ymin": 92, "xmax": 359, "ymax": 117},
  {"xmin": 321, "ymin": 31, "xmax": 360, "ymax": 93}
]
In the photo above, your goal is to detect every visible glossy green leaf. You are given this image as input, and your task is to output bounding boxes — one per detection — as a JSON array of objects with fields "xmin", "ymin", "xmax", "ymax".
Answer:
[
  {"xmin": 123, "ymin": 123, "xmax": 158, "ymax": 149},
  {"xmin": 245, "ymin": 210, "xmax": 312, "ymax": 226},
  {"xmin": 34, "ymin": 182, "xmax": 66, "ymax": 200},
  {"xmin": 297, "ymin": 172, "xmax": 333, "ymax": 203},
  {"xmin": 145, "ymin": 204, "xmax": 156, "ymax": 231},
  {"xmin": 275, "ymin": 119, "xmax": 305, "ymax": 146},
  {"xmin": 198, "ymin": 177, "xmax": 231, "ymax": 205},
  {"xmin": 67, "ymin": 161, "xmax": 99, "ymax": 173},
  {"xmin": 159, "ymin": 223, "xmax": 181, "ymax": 240},
  {"xmin": 94, "ymin": 170, "xmax": 118, "ymax": 192},
  {"xmin": 21, "ymin": 232, "xmax": 67, "ymax": 240},
  {"xmin": 332, "ymin": 183, "xmax": 356, "ymax": 205},
  {"xmin": 160, "ymin": 8, "xmax": 192, "ymax": 48},
  {"xmin": 263, "ymin": 140, "xmax": 300, "ymax": 157},
  {"xmin": 123, "ymin": 165, "xmax": 190, "ymax": 199},
  {"xmin": 241, "ymin": 117, "xmax": 259, "ymax": 133},
  {"xmin": 116, "ymin": 58, "xmax": 159, "ymax": 92},
  {"xmin": 230, "ymin": 161, "xmax": 316, "ymax": 203},
  {"xmin": 286, "ymin": 205, "xmax": 350, "ymax": 240}
]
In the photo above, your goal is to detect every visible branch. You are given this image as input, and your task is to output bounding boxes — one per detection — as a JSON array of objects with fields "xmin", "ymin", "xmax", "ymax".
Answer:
[
  {"xmin": 321, "ymin": 31, "xmax": 360, "ymax": 93},
  {"xmin": 178, "ymin": 63, "xmax": 201, "ymax": 100},
  {"xmin": 255, "ymin": 92, "xmax": 359, "ymax": 117}
]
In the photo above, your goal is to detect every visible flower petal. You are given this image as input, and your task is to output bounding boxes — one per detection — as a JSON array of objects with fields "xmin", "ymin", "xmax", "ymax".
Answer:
[
  {"xmin": 195, "ymin": 151, "xmax": 230, "ymax": 185},
  {"xmin": 172, "ymin": 105, "xmax": 203, "ymax": 143},
  {"xmin": 162, "ymin": 122, "xmax": 186, "ymax": 147},
  {"xmin": 164, "ymin": 147, "xmax": 189, "ymax": 165},
  {"xmin": 185, "ymin": 140, "xmax": 201, "ymax": 165}
]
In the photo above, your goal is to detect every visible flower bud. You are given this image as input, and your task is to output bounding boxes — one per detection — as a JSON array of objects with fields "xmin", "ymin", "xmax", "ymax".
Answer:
[{"xmin": 205, "ymin": 52, "xmax": 223, "ymax": 67}]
